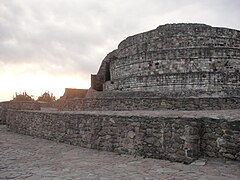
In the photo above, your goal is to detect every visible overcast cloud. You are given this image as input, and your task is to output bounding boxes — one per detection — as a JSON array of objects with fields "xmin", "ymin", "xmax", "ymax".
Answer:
[{"xmin": 0, "ymin": 0, "xmax": 239, "ymax": 100}]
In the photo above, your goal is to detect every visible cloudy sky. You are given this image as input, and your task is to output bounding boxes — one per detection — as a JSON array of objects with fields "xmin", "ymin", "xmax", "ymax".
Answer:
[{"xmin": 0, "ymin": 0, "xmax": 239, "ymax": 101}]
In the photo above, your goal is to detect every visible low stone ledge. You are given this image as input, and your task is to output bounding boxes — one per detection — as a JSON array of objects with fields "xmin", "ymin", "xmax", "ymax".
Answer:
[{"xmin": 55, "ymin": 97, "xmax": 240, "ymax": 111}]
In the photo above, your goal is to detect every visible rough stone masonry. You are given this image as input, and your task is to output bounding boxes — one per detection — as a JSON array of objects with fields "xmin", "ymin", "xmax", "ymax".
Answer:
[
  {"xmin": 92, "ymin": 23, "xmax": 240, "ymax": 98},
  {"xmin": 6, "ymin": 110, "xmax": 240, "ymax": 164},
  {"xmin": 3, "ymin": 23, "xmax": 240, "ymax": 164}
]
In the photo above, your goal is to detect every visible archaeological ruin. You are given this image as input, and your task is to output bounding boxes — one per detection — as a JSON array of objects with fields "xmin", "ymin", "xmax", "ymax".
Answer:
[
  {"xmin": 1, "ymin": 23, "xmax": 240, "ymax": 163},
  {"xmin": 91, "ymin": 23, "xmax": 240, "ymax": 97}
]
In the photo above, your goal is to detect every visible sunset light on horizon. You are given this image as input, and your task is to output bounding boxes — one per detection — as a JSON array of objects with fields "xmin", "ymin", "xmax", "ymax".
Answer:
[
  {"xmin": 0, "ymin": 64, "xmax": 90, "ymax": 101},
  {"xmin": 0, "ymin": 60, "xmax": 90, "ymax": 101}
]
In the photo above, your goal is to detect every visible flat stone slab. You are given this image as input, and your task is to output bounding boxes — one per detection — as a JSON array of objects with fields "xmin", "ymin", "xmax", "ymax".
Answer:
[{"xmin": 1, "ymin": 125, "xmax": 239, "ymax": 179}]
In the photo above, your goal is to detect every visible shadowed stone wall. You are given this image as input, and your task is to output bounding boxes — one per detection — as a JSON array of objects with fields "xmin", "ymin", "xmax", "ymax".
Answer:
[
  {"xmin": 1, "ymin": 96, "xmax": 239, "ymax": 113},
  {"xmin": 0, "ymin": 101, "xmax": 53, "ymax": 111},
  {"xmin": 202, "ymin": 118, "xmax": 240, "ymax": 160},
  {"xmin": 6, "ymin": 110, "xmax": 240, "ymax": 163},
  {"xmin": 6, "ymin": 110, "xmax": 201, "ymax": 163},
  {"xmin": 0, "ymin": 101, "xmax": 53, "ymax": 124},
  {"xmin": 55, "ymin": 97, "xmax": 240, "ymax": 111},
  {"xmin": 0, "ymin": 104, "xmax": 7, "ymax": 125},
  {"xmin": 91, "ymin": 50, "xmax": 117, "ymax": 91}
]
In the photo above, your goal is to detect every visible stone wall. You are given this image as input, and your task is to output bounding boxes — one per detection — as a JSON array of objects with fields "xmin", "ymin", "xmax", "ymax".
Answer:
[
  {"xmin": 86, "ymin": 88, "xmax": 240, "ymax": 98},
  {"xmin": 0, "ymin": 102, "xmax": 8, "ymax": 125},
  {"xmin": 55, "ymin": 97, "xmax": 240, "ymax": 111},
  {"xmin": 6, "ymin": 110, "xmax": 240, "ymax": 163},
  {"xmin": 6, "ymin": 101, "xmax": 41, "ymax": 110},
  {"xmin": 0, "ymin": 101, "xmax": 56, "ymax": 124},
  {"xmin": 4, "ymin": 101, "xmax": 54, "ymax": 111},
  {"xmin": 91, "ymin": 23, "xmax": 240, "ymax": 97},
  {"xmin": 202, "ymin": 118, "xmax": 240, "ymax": 160},
  {"xmin": 3, "ymin": 94, "xmax": 239, "ymax": 113},
  {"xmin": 118, "ymin": 24, "xmax": 240, "ymax": 51},
  {"xmin": 104, "ymin": 72, "xmax": 240, "ymax": 97}
]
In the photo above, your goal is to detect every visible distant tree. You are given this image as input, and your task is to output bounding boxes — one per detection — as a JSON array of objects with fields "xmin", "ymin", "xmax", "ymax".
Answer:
[
  {"xmin": 37, "ymin": 91, "xmax": 56, "ymax": 102},
  {"xmin": 12, "ymin": 91, "xmax": 34, "ymax": 101}
]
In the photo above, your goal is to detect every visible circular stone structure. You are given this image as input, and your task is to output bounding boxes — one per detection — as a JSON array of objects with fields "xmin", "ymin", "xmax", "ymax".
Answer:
[{"xmin": 91, "ymin": 23, "xmax": 240, "ymax": 97}]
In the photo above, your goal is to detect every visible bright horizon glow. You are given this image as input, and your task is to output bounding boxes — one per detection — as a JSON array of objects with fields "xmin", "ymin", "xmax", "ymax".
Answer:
[{"xmin": 0, "ymin": 64, "xmax": 90, "ymax": 102}]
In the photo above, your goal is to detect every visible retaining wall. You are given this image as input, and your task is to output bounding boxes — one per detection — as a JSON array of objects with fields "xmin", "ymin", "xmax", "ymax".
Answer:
[
  {"xmin": 1, "ymin": 97, "xmax": 239, "ymax": 112},
  {"xmin": 55, "ymin": 97, "xmax": 240, "ymax": 111},
  {"xmin": 6, "ymin": 110, "xmax": 240, "ymax": 163},
  {"xmin": 0, "ymin": 101, "xmax": 54, "ymax": 124}
]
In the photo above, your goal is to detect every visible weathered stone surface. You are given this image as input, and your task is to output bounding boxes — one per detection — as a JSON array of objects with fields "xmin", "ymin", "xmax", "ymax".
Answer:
[
  {"xmin": 0, "ymin": 103, "xmax": 8, "ymax": 125},
  {"xmin": 2, "ymin": 94, "xmax": 239, "ymax": 113},
  {"xmin": 202, "ymin": 118, "xmax": 240, "ymax": 160},
  {"xmin": 6, "ymin": 109, "xmax": 240, "ymax": 163},
  {"xmin": 91, "ymin": 23, "xmax": 240, "ymax": 98},
  {"xmin": 55, "ymin": 97, "xmax": 240, "ymax": 111}
]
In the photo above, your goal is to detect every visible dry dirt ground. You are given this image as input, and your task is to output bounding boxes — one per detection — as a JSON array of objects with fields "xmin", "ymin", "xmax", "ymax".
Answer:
[{"xmin": 0, "ymin": 125, "xmax": 239, "ymax": 180}]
